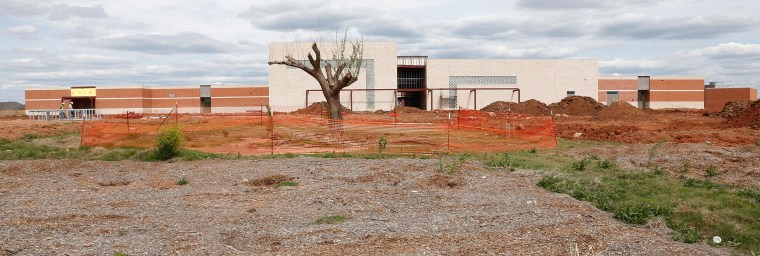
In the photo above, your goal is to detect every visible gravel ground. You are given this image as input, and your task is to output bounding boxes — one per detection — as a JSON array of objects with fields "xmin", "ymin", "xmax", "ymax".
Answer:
[{"xmin": 0, "ymin": 158, "xmax": 726, "ymax": 255}]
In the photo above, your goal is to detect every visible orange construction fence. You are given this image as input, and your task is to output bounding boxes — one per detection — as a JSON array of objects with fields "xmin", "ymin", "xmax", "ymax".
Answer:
[{"xmin": 81, "ymin": 107, "xmax": 557, "ymax": 155}]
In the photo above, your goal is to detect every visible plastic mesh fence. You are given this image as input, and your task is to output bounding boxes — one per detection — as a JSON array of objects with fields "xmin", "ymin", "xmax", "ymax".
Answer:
[{"xmin": 81, "ymin": 107, "xmax": 556, "ymax": 155}]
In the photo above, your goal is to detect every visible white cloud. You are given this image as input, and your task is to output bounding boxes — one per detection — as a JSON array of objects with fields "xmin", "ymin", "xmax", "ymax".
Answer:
[
  {"xmin": 90, "ymin": 32, "xmax": 239, "ymax": 55},
  {"xmin": 682, "ymin": 42, "xmax": 760, "ymax": 59},
  {"xmin": 7, "ymin": 25, "xmax": 37, "ymax": 34}
]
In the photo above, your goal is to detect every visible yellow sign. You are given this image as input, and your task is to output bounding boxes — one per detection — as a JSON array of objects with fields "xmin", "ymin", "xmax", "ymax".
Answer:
[{"xmin": 71, "ymin": 88, "xmax": 96, "ymax": 97}]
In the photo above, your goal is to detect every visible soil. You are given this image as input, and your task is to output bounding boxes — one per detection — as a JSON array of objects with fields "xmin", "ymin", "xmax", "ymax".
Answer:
[
  {"xmin": 727, "ymin": 99, "xmax": 760, "ymax": 130},
  {"xmin": 549, "ymin": 96, "xmax": 606, "ymax": 116},
  {"xmin": 480, "ymin": 99, "xmax": 551, "ymax": 116},
  {"xmin": 712, "ymin": 100, "xmax": 752, "ymax": 118},
  {"xmin": 391, "ymin": 106, "xmax": 426, "ymax": 114},
  {"xmin": 592, "ymin": 101, "xmax": 648, "ymax": 122},
  {"xmin": 0, "ymin": 158, "xmax": 726, "ymax": 255},
  {"xmin": 294, "ymin": 102, "xmax": 351, "ymax": 115}
]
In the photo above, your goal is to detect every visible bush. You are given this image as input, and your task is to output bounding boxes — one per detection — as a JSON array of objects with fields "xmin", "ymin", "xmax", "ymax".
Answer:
[
  {"xmin": 597, "ymin": 159, "xmax": 615, "ymax": 169},
  {"xmin": 705, "ymin": 165, "xmax": 720, "ymax": 177},
  {"xmin": 571, "ymin": 158, "xmax": 590, "ymax": 171},
  {"xmin": 155, "ymin": 125, "xmax": 183, "ymax": 160}
]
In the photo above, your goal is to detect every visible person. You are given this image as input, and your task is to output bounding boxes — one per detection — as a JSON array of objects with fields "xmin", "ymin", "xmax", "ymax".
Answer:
[
  {"xmin": 59, "ymin": 101, "xmax": 65, "ymax": 119},
  {"xmin": 69, "ymin": 101, "xmax": 75, "ymax": 119}
]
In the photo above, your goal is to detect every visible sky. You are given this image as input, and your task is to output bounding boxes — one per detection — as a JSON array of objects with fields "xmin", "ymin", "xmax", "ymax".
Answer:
[{"xmin": 1, "ymin": 0, "xmax": 759, "ymax": 103}]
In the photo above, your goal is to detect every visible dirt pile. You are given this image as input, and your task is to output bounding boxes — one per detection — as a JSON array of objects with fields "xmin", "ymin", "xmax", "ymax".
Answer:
[
  {"xmin": 548, "ymin": 96, "xmax": 605, "ymax": 116},
  {"xmin": 727, "ymin": 99, "xmax": 760, "ymax": 129},
  {"xmin": 716, "ymin": 101, "xmax": 752, "ymax": 118},
  {"xmin": 480, "ymin": 99, "xmax": 550, "ymax": 116},
  {"xmin": 392, "ymin": 106, "xmax": 426, "ymax": 114},
  {"xmin": 593, "ymin": 101, "xmax": 648, "ymax": 122},
  {"xmin": 295, "ymin": 102, "xmax": 351, "ymax": 115}
]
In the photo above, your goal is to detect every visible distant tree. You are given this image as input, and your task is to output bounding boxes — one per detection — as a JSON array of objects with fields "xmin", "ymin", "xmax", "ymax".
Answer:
[{"xmin": 268, "ymin": 30, "xmax": 363, "ymax": 120}]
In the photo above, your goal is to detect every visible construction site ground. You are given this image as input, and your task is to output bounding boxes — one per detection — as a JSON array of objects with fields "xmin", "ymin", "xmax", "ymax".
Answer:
[{"xmin": 1, "ymin": 108, "xmax": 759, "ymax": 255}]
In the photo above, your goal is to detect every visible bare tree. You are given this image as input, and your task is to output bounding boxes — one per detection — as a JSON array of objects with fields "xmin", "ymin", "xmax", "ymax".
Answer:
[{"xmin": 268, "ymin": 31, "xmax": 364, "ymax": 120}]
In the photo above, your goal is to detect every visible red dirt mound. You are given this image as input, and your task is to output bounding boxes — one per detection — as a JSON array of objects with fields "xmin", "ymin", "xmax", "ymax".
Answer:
[
  {"xmin": 480, "ymin": 99, "xmax": 550, "ymax": 116},
  {"xmin": 727, "ymin": 99, "xmax": 760, "ymax": 129},
  {"xmin": 548, "ymin": 96, "xmax": 605, "ymax": 116},
  {"xmin": 392, "ymin": 106, "xmax": 426, "ymax": 114},
  {"xmin": 295, "ymin": 102, "xmax": 351, "ymax": 115},
  {"xmin": 592, "ymin": 101, "xmax": 648, "ymax": 121},
  {"xmin": 716, "ymin": 100, "xmax": 752, "ymax": 119}
]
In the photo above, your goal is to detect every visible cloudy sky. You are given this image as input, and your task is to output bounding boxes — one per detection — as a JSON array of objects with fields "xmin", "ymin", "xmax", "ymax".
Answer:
[{"xmin": 2, "ymin": 0, "xmax": 759, "ymax": 103}]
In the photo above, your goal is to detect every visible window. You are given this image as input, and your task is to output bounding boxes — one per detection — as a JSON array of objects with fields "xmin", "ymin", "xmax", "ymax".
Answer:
[
  {"xmin": 168, "ymin": 92, "xmax": 175, "ymax": 98},
  {"xmin": 567, "ymin": 91, "xmax": 576, "ymax": 96}
]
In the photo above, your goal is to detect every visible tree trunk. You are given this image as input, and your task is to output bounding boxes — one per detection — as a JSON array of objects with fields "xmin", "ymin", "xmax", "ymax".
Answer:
[{"xmin": 325, "ymin": 93, "xmax": 343, "ymax": 120}]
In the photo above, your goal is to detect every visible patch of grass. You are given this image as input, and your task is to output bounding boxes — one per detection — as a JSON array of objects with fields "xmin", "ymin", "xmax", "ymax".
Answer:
[
  {"xmin": 113, "ymin": 252, "xmax": 128, "ymax": 256},
  {"xmin": 176, "ymin": 177, "xmax": 188, "ymax": 186},
  {"xmin": 537, "ymin": 165, "xmax": 760, "ymax": 253},
  {"xmin": 99, "ymin": 148, "xmax": 142, "ymax": 161},
  {"xmin": 527, "ymin": 148, "xmax": 537, "ymax": 154},
  {"xmin": 275, "ymin": 181, "xmax": 298, "ymax": 187},
  {"xmin": 315, "ymin": 214, "xmax": 348, "ymax": 225},
  {"xmin": 0, "ymin": 137, "xmax": 92, "ymax": 160},
  {"xmin": 738, "ymin": 188, "xmax": 760, "ymax": 204},
  {"xmin": 704, "ymin": 165, "xmax": 720, "ymax": 177}
]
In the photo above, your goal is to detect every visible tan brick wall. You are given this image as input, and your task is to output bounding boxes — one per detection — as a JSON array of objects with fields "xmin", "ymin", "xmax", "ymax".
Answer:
[
  {"xmin": 704, "ymin": 88, "xmax": 758, "ymax": 113},
  {"xmin": 95, "ymin": 99, "xmax": 144, "ymax": 108},
  {"xmin": 148, "ymin": 88, "xmax": 199, "ymax": 98}
]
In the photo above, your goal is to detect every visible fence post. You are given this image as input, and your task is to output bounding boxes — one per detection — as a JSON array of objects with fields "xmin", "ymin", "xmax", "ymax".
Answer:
[
  {"xmin": 270, "ymin": 111, "xmax": 274, "ymax": 155},
  {"xmin": 447, "ymin": 113, "xmax": 451, "ymax": 153},
  {"xmin": 259, "ymin": 103, "xmax": 263, "ymax": 125},
  {"xmin": 79, "ymin": 115, "xmax": 86, "ymax": 146}
]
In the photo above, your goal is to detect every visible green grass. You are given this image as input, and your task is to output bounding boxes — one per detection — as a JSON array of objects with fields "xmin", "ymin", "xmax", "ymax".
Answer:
[
  {"xmin": 705, "ymin": 165, "xmax": 721, "ymax": 177},
  {"xmin": 0, "ymin": 138, "xmax": 92, "ymax": 160},
  {"xmin": 113, "ymin": 252, "xmax": 128, "ymax": 256},
  {"xmin": 533, "ymin": 155, "xmax": 760, "ymax": 252},
  {"xmin": 176, "ymin": 177, "xmax": 188, "ymax": 186},
  {"xmin": 315, "ymin": 214, "xmax": 349, "ymax": 225}
]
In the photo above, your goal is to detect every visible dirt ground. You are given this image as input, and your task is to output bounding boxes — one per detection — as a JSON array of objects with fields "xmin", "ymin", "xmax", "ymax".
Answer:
[{"xmin": 0, "ymin": 158, "xmax": 726, "ymax": 255}]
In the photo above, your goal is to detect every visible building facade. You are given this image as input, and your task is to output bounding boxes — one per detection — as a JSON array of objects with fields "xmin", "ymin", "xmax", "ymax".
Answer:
[
  {"xmin": 267, "ymin": 42, "xmax": 599, "ymax": 111},
  {"xmin": 598, "ymin": 76, "xmax": 705, "ymax": 109},
  {"xmin": 25, "ymin": 85, "xmax": 268, "ymax": 114}
]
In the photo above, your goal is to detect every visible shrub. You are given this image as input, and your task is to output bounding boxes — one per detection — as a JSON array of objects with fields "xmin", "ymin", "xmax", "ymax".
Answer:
[
  {"xmin": 176, "ymin": 177, "xmax": 188, "ymax": 186},
  {"xmin": 377, "ymin": 136, "xmax": 387, "ymax": 154},
  {"xmin": 155, "ymin": 125, "xmax": 183, "ymax": 160}
]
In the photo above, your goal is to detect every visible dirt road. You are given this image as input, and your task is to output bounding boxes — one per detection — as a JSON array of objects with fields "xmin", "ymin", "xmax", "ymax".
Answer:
[{"xmin": 0, "ymin": 158, "xmax": 724, "ymax": 255}]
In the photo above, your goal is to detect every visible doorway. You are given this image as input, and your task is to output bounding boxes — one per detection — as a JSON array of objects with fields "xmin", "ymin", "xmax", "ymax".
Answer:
[
  {"xmin": 397, "ymin": 67, "xmax": 426, "ymax": 109},
  {"xmin": 606, "ymin": 91, "xmax": 619, "ymax": 105},
  {"xmin": 637, "ymin": 90, "xmax": 650, "ymax": 109},
  {"xmin": 200, "ymin": 97, "xmax": 211, "ymax": 113}
]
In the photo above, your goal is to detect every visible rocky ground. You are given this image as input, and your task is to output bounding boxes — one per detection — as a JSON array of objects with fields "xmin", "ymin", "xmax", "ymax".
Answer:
[{"xmin": 0, "ymin": 158, "xmax": 726, "ymax": 255}]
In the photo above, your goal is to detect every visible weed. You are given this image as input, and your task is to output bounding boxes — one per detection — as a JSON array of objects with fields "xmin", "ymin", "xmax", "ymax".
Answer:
[
  {"xmin": 315, "ymin": 214, "xmax": 348, "ymax": 225},
  {"xmin": 651, "ymin": 165, "xmax": 665, "ymax": 176},
  {"xmin": 436, "ymin": 156, "xmax": 463, "ymax": 174},
  {"xmin": 176, "ymin": 177, "xmax": 188, "ymax": 186},
  {"xmin": 704, "ymin": 165, "xmax": 720, "ymax": 177},
  {"xmin": 571, "ymin": 158, "xmax": 590, "ymax": 171},
  {"xmin": 669, "ymin": 221, "xmax": 700, "ymax": 243},
  {"xmin": 377, "ymin": 136, "xmax": 387, "ymax": 154},
  {"xmin": 155, "ymin": 125, "xmax": 183, "ymax": 160},
  {"xmin": 680, "ymin": 160, "xmax": 692, "ymax": 174},
  {"xmin": 527, "ymin": 148, "xmax": 537, "ymax": 154},
  {"xmin": 113, "ymin": 252, "xmax": 129, "ymax": 256},
  {"xmin": 588, "ymin": 154, "xmax": 600, "ymax": 161},
  {"xmin": 275, "ymin": 181, "xmax": 298, "ymax": 187},
  {"xmin": 597, "ymin": 159, "xmax": 615, "ymax": 170},
  {"xmin": 755, "ymin": 141, "xmax": 760, "ymax": 147}
]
